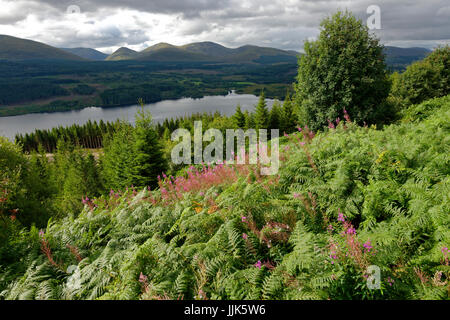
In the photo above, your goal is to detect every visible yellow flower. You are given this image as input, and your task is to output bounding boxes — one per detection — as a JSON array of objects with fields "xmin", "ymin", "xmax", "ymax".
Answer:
[{"xmin": 376, "ymin": 151, "xmax": 387, "ymax": 164}]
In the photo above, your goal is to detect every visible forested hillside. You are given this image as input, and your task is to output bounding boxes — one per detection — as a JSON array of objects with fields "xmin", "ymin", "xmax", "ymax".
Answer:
[{"xmin": 0, "ymin": 11, "xmax": 449, "ymax": 300}]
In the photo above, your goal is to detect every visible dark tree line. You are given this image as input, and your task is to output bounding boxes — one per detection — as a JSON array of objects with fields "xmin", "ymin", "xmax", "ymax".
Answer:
[{"xmin": 15, "ymin": 120, "xmax": 120, "ymax": 153}]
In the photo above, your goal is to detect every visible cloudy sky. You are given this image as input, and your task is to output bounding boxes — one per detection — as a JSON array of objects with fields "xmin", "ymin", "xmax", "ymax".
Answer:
[{"xmin": 0, "ymin": 0, "xmax": 449, "ymax": 53}]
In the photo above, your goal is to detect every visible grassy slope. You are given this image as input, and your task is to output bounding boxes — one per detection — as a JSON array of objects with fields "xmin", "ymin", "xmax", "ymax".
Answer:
[
  {"xmin": 60, "ymin": 48, "xmax": 108, "ymax": 61},
  {"xmin": 0, "ymin": 35, "xmax": 84, "ymax": 61},
  {"xmin": 1, "ymin": 95, "xmax": 449, "ymax": 300},
  {"xmin": 105, "ymin": 47, "xmax": 138, "ymax": 61}
]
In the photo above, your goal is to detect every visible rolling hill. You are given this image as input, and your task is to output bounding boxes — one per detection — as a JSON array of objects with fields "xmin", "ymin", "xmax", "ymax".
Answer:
[
  {"xmin": 136, "ymin": 43, "xmax": 213, "ymax": 61},
  {"xmin": 60, "ymin": 47, "xmax": 108, "ymax": 61},
  {"xmin": 384, "ymin": 46, "xmax": 431, "ymax": 70},
  {"xmin": 0, "ymin": 35, "xmax": 84, "ymax": 61},
  {"xmin": 105, "ymin": 47, "xmax": 138, "ymax": 61},
  {"xmin": 104, "ymin": 41, "xmax": 430, "ymax": 67},
  {"xmin": 105, "ymin": 41, "xmax": 300, "ymax": 64}
]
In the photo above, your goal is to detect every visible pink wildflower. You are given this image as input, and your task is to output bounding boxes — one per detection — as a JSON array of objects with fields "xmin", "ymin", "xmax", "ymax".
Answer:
[
  {"xmin": 139, "ymin": 272, "xmax": 148, "ymax": 283},
  {"xmin": 363, "ymin": 240, "xmax": 373, "ymax": 252},
  {"xmin": 343, "ymin": 108, "xmax": 351, "ymax": 122},
  {"xmin": 328, "ymin": 120, "xmax": 335, "ymax": 129},
  {"xmin": 387, "ymin": 277, "xmax": 395, "ymax": 286},
  {"xmin": 338, "ymin": 210, "xmax": 345, "ymax": 223}
]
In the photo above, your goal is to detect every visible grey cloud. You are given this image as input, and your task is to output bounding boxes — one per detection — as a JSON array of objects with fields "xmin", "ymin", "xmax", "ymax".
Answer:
[
  {"xmin": 1, "ymin": 0, "xmax": 449, "ymax": 51},
  {"xmin": 32, "ymin": 0, "xmax": 233, "ymax": 16}
]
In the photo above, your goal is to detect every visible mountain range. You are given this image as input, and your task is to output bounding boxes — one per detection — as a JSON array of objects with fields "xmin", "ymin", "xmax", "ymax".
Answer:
[
  {"xmin": 103, "ymin": 41, "xmax": 300, "ymax": 64},
  {"xmin": 60, "ymin": 47, "xmax": 109, "ymax": 61},
  {"xmin": 0, "ymin": 34, "xmax": 432, "ymax": 67}
]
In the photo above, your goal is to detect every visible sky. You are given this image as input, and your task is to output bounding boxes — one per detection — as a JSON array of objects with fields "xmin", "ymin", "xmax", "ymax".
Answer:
[{"xmin": 0, "ymin": 0, "xmax": 449, "ymax": 54}]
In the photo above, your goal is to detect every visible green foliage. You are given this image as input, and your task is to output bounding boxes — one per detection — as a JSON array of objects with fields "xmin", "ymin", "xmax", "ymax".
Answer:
[
  {"xmin": 101, "ymin": 107, "xmax": 167, "ymax": 190},
  {"xmin": 0, "ymin": 137, "xmax": 52, "ymax": 227},
  {"xmin": 101, "ymin": 122, "xmax": 137, "ymax": 190},
  {"xmin": 390, "ymin": 46, "xmax": 450, "ymax": 107},
  {"xmin": 268, "ymin": 101, "xmax": 282, "ymax": 130},
  {"xmin": 232, "ymin": 105, "xmax": 246, "ymax": 128},
  {"xmin": 254, "ymin": 91, "xmax": 269, "ymax": 130},
  {"xmin": 280, "ymin": 92, "xmax": 297, "ymax": 134},
  {"xmin": 2, "ymin": 95, "xmax": 448, "ymax": 300},
  {"xmin": 50, "ymin": 140, "xmax": 103, "ymax": 217},
  {"xmin": 294, "ymin": 10, "xmax": 391, "ymax": 130},
  {"xmin": 132, "ymin": 105, "xmax": 167, "ymax": 188}
]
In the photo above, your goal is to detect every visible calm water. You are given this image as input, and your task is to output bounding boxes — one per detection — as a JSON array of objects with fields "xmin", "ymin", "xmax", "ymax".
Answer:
[{"xmin": 0, "ymin": 92, "xmax": 275, "ymax": 141}]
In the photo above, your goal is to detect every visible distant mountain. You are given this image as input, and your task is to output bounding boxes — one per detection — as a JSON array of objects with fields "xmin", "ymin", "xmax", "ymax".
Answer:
[
  {"xmin": 0, "ymin": 35, "xmax": 432, "ymax": 69},
  {"xmin": 105, "ymin": 47, "xmax": 138, "ymax": 61},
  {"xmin": 105, "ymin": 41, "xmax": 299, "ymax": 64},
  {"xmin": 384, "ymin": 46, "xmax": 431, "ymax": 70},
  {"xmin": 0, "ymin": 35, "xmax": 84, "ymax": 61},
  {"xmin": 180, "ymin": 41, "xmax": 234, "ymax": 57},
  {"xmin": 136, "ymin": 43, "xmax": 213, "ymax": 61},
  {"xmin": 60, "ymin": 47, "xmax": 108, "ymax": 61},
  {"xmin": 384, "ymin": 46, "xmax": 431, "ymax": 57}
]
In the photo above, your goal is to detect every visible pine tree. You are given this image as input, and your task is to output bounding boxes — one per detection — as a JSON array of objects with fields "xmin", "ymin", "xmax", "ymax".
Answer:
[
  {"xmin": 101, "ymin": 122, "xmax": 136, "ymax": 190},
  {"xmin": 244, "ymin": 110, "xmax": 254, "ymax": 130},
  {"xmin": 254, "ymin": 91, "xmax": 269, "ymax": 129},
  {"xmin": 232, "ymin": 104, "xmax": 246, "ymax": 128},
  {"xmin": 268, "ymin": 100, "xmax": 282, "ymax": 130},
  {"xmin": 132, "ymin": 107, "xmax": 167, "ymax": 188},
  {"xmin": 281, "ymin": 92, "xmax": 297, "ymax": 133}
]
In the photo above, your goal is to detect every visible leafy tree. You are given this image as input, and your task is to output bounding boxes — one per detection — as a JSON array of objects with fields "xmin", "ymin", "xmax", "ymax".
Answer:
[
  {"xmin": 294, "ymin": 10, "xmax": 391, "ymax": 130},
  {"xmin": 390, "ymin": 46, "xmax": 450, "ymax": 107}
]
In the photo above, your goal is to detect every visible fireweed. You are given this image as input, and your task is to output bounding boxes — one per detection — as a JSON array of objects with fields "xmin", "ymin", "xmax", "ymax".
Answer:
[
  {"xmin": 156, "ymin": 152, "xmax": 279, "ymax": 204},
  {"xmin": 327, "ymin": 210, "xmax": 374, "ymax": 272}
]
